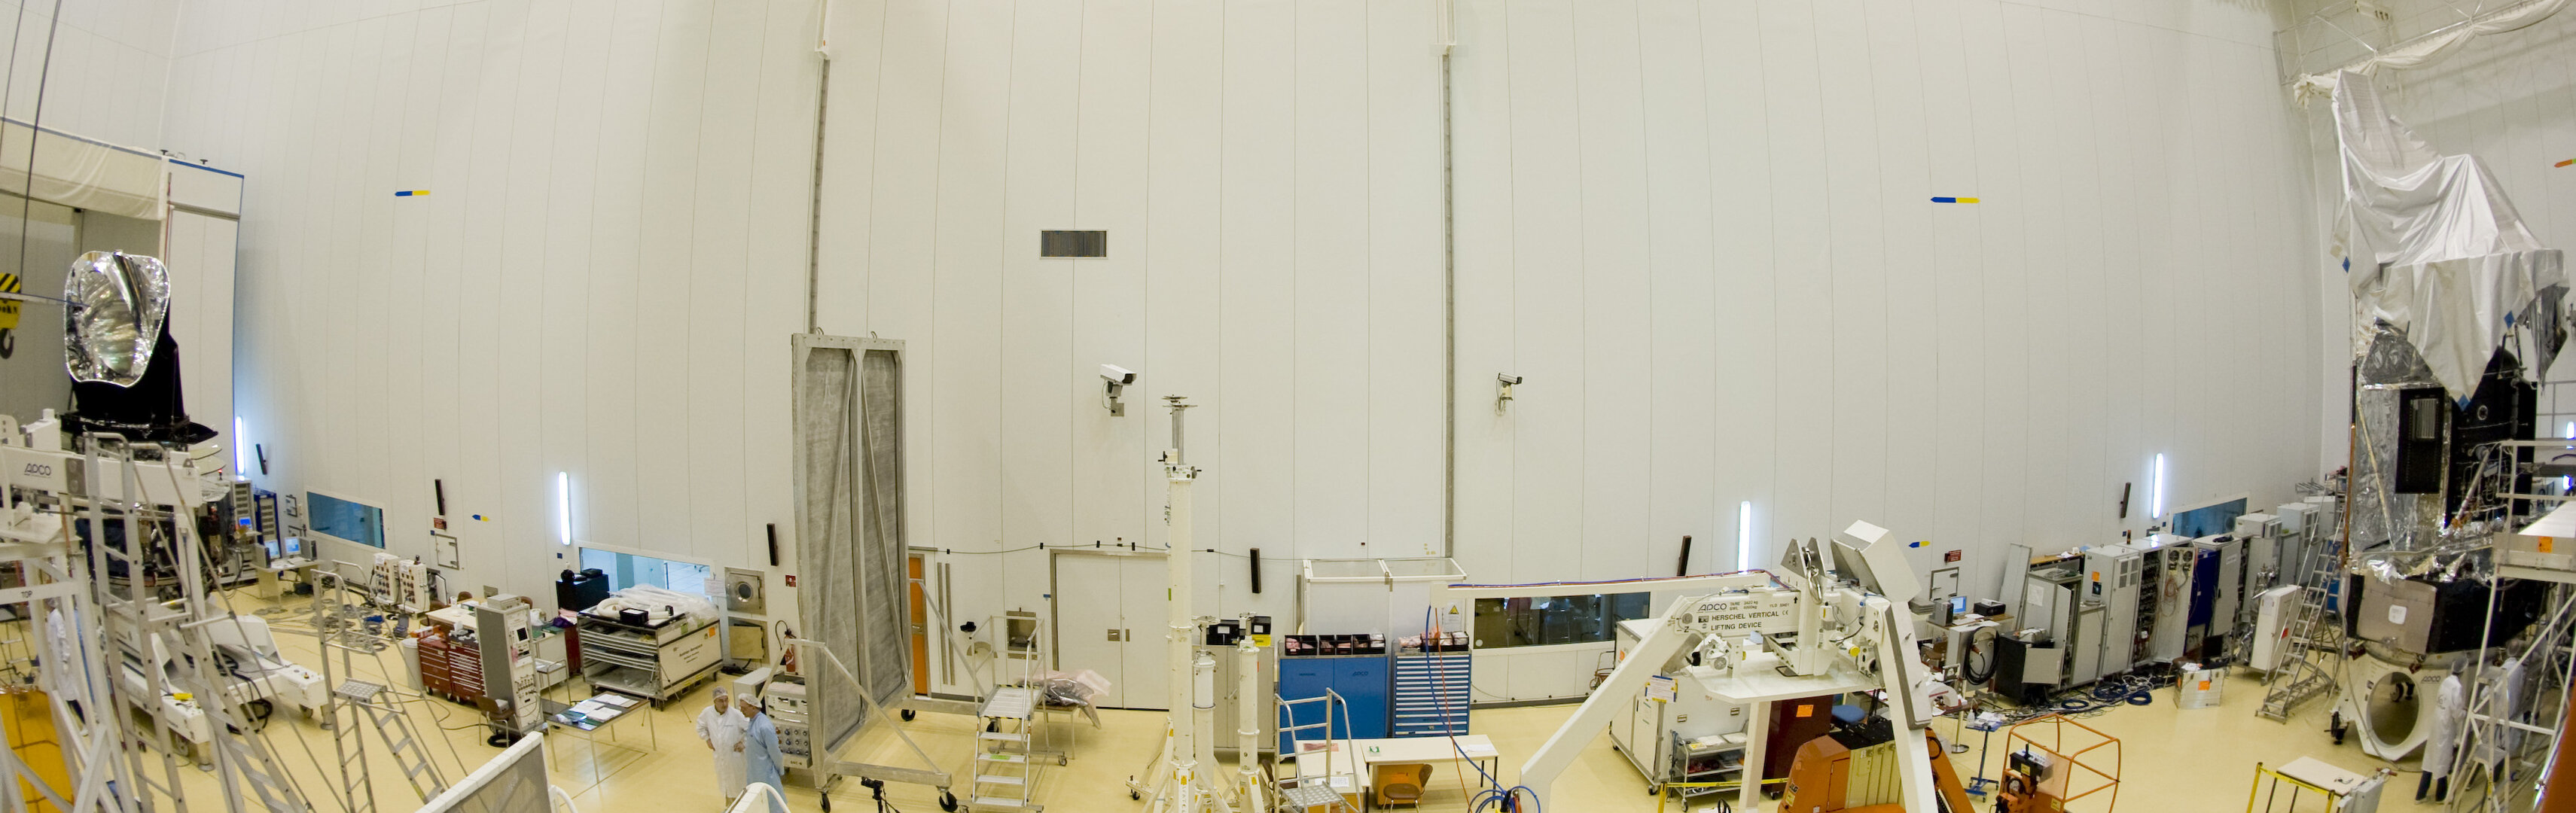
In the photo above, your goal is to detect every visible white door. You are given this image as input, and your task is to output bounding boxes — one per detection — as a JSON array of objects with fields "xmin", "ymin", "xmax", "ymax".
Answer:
[
  {"xmin": 1055, "ymin": 554, "xmax": 1130, "ymax": 707},
  {"xmin": 1116, "ymin": 556, "xmax": 1169, "ymax": 711},
  {"xmin": 1052, "ymin": 554, "xmax": 1172, "ymax": 710}
]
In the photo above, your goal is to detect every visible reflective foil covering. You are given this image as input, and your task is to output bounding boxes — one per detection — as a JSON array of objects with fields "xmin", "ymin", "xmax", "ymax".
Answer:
[{"xmin": 62, "ymin": 251, "xmax": 169, "ymax": 387}]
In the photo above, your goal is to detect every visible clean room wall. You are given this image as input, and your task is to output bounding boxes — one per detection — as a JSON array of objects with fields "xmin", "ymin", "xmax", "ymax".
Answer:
[
  {"xmin": 809, "ymin": 0, "xmax": 1450, "ymax": 671},
  {"xmin": 161, "ymin": 0, "xmax": 820, "ymax": 637},
  {"xmin": 1445, "ymin": 0, "xmax": 2322, "ymax": 698},
  {"xmin": 0, "ymin": 0, "xmax": 181, "ymax": 149}
]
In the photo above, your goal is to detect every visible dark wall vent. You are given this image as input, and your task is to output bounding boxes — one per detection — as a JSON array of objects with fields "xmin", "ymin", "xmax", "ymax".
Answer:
[{"xmin": 1040, "ymin": 230, "xmax": 1108, "ymax": 258}]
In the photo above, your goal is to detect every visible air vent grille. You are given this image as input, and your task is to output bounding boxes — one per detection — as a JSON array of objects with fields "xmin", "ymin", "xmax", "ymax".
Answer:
[{"xmin": 1040, "ymin": 230, "xmax": 1107, "ymax": 258}]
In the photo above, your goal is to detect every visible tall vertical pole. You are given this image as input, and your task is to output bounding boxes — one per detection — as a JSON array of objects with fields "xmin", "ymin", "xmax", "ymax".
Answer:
[
  {"xmin": 1162, "ymin": 396, "xmax": 1201, "ymax": 813},
  {"xmin": 1235, "ymin": 629, "xmax": 1265, "ymax": 813}
]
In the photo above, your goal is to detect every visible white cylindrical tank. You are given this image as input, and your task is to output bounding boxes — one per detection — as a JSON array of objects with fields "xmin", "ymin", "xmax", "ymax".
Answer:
[{"xmin": 1193, "ymin": 650, "xmax": 1217, "ymax": 709}]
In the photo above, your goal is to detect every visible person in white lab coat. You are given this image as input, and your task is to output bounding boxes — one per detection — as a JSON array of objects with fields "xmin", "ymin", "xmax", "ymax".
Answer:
[
  {"xmin": 697, "ymin": 687, "xmax": 748, "ymax": 806},
  {"xmin": 2421, "ymin": 668, "xmax": 2466, "ymax": 801}
]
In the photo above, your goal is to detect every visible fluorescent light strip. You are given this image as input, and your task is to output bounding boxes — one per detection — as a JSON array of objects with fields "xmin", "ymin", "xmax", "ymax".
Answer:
[
  {"xmin": 233, "ymin": 417, "xmax": 249, "ymax": 474},
  {"xmin": 556, "ymin": 472, "xmax": 572, "ymax": 546},
  {"xmin": 2151, "ymin": 454, "xmax": 2167, "ymax": 519},
  {"xmin": 1736, "ymin": 501, "xmax": 1753, "ymax": 571}
]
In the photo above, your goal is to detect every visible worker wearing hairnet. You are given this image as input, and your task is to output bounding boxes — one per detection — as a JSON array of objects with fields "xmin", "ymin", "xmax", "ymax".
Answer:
[
  {"xmin": 740, "ymin": 693, "xmax": 788, "ymax": 813},
  {"xmin": 697, "ymin": 687, "xmax": 748, "ymax": 805}
]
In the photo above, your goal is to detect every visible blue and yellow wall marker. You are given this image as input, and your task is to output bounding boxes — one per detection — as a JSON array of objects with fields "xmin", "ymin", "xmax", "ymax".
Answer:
[
  {"xmin": 1930, "ymin": 196, "xmax": 1980, "ymax": 204},
  {"xmin": 395, "ymin": 190, "xmax": 429, "ymax": 197}
]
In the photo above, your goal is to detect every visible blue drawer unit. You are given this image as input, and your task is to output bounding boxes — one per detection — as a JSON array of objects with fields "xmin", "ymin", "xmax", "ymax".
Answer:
[
  {"xmin": 1277, "ymin": 653, "xmax": 1389, "ymax": 752},
  {"xmin": 1391, "ymin": 653, "xmax": 1471, "ymax": 737}
]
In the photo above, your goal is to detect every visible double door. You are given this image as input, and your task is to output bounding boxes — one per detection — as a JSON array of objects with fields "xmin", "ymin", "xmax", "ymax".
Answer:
[{"xmin": 1051, "ymin": 553, "xmax": 1170, "ymax": 709}]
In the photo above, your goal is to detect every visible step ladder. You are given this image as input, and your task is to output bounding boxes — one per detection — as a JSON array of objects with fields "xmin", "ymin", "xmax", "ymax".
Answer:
[
  {"xmin": 971, "ymin": 714, "xmax": 1040, "ymax": 811},
  {"xmin": 165, "ymin": 499, "xmax": 311, "ymax": 813},
  {"xmin": 1273, "ymin": 690, "xmax": 1359, "ymax": 813},
  {"xmin": 2257, "ymin": 515, "xmax": 2346, "ymax": 722},
  {"xmin": 337, "ymin": 679, "xmax": 450, "ymax": 801},
  {"xmin": 172, "ymin": 620, "xmax": 314, "ymax": 813},
  {"xmin": 970, "ymin": 647, "xmax": 1044, "ymax": 813}
]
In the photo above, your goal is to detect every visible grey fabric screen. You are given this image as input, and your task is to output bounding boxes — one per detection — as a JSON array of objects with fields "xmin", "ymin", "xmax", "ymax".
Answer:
[
  {"xmin": 856, "ymin": 349, "xmax": 909, "ymax": 708},
  {"xmin": 792, "ymin": 336, "xmax": 910, "ymax": 757}
]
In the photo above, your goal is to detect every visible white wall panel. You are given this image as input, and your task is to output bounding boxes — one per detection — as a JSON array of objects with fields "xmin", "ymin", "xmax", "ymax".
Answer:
[
  {"xmin": 1635, "ymin": 1, "xmax": 1717, "ymax": 577},
  {"xmin": 1291, "ymin": 0, "xmax": 1374, "ymax": 557},
  {"xmin": 1570, "ymin": 1, "xmax": 1652, "ymax": 580},
  {"xmin": 1146, "ymin": 0, "xmax": 1232, "ymax": 608},
  {"xmin": 992, "ymin": 0, "xmax": 1082, "ymax": 626},
  {"xmin": 1501, "ymin": 0, "xmax": 1584, "ymax": 584},
  {"xmin": 1214, "ymin": 0, "xmax": 1303, "ymax": 620},
  {"xmin": 1070, "ymin": 0, "xmax": 1153, "ymax": 556},
  {"xmin": 1364, "ymin": 0, "xmax": 1447, "ymax": 559},
  {"xmin": 0, "ymin": 0, "xmax": 180, "ymax": 148},
  {"xmin": 925, "ymin": 0, "xmax": 1010, "ymax": 621}
]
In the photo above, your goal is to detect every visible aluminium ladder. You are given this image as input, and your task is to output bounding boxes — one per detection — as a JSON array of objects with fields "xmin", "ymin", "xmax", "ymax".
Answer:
[
  {"xmin": 970, "ymin": 687, "xmax": 1041, "ymax": 811},
  {"xmin": 1272, "ymin": 690, "xmax": 1360, "ymax": 813},
  {"xmin": 336, "ymin": 679, "xmax": 450, "ymax": 802},
  {"xmin": 2257, "ymin": 515, "xmax": 2346, "ymax": 722},
  {"xmin": 969, "ymin": 637, "xmax": 1046, "ymax": 811}
]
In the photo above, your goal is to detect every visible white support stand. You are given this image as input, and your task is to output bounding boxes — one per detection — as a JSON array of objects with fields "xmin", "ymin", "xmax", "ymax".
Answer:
[
  {"xmin": 1147, "ymin": 397, "xmax": 1230, "ymax": 813},
  {"xmin": 1235, "ymin": 636, "xmax": 1266, "ymax": 813}
]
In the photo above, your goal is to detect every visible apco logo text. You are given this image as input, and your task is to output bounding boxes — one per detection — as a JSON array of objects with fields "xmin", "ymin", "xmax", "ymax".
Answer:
[{"xmin": 21, "ymin": 462, "xmax": 50, "ymax": 478}]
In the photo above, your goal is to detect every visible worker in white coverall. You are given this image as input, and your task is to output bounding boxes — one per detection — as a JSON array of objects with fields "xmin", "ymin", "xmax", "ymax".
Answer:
[
  {"xmin": 697, "ymin": 687, "xmax": 748, "ymax": 806},
  {"xmin": 2421, "ymin": 668, "xmax": 2466, "ymax": 802}
]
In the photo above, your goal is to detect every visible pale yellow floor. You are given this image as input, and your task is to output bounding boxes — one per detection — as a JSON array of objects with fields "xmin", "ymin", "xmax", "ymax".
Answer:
[{"xmin": 120, "ymin": 589, "xmax": 2456, "ymax": 813}]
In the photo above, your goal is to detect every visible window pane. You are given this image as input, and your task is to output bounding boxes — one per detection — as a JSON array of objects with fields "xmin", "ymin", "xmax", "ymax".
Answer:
[{"xmin": 1470, "ymin": 591, "xmax": 1654, "ymax": 649}]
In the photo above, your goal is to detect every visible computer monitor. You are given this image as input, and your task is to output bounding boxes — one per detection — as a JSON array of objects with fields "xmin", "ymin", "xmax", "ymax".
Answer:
[
  {"xmin": 264, "ymin": 539, "xmax": 282, "ymax": 561},
  {"xmin": 1950, "ymin": 595, "xmax": 1968, "ymax": 616},
  {"xmin": 282, "ymin": 537, "xmax": 304, "ymax": 559}
]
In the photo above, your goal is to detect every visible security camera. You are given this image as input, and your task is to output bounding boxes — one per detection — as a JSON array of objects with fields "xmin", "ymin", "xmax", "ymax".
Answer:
[{"xmin": 1101, "ymin": 364, "xmax": 1137, "ymax": 416}]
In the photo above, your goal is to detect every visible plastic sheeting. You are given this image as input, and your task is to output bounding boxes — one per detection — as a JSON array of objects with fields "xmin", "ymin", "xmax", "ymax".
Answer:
[
  {"xmin": 2332, "ymin": 71, "xmax": 2566, "ymax": 403},
  {"xmin": 0, "ymin": 119, "xmax": 165, "ymax": 220},
  {"xmin": 2292, "ymin": 0, "xmax": 2574, "ymax": 102}
]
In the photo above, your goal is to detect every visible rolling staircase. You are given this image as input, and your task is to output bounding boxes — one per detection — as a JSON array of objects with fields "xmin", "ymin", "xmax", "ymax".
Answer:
[
  {"xmin": 1273, "ymin": 690, "xmax": 1360, "ymax": 813},
  {"xmin": 2257, "ymin": 516, "xmax": 2346, "ymax": 722},
  {"xmin": 970, "ymin": 636, "xmax": 1046, "ymax": 811},
  {"xmin": 336, "ymin": 679, "xmax": 450, "ymax": 802}
]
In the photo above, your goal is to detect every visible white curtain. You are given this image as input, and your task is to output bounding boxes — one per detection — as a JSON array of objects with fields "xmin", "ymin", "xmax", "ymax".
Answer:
[{"xmin": 0, "ymin": 120, "xmax": 165, "ymax": 220}]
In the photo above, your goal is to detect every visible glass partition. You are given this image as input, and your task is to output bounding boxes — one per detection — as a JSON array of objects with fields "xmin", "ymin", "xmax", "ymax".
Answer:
[
  {"xmin": 1471, "ymin": 592, "xmax": 1651, "ymax": 648},
  {"xmin": 576, "ymin": 547, "xmax": 713, "ymax": 596}
]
